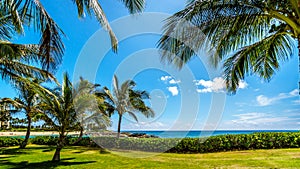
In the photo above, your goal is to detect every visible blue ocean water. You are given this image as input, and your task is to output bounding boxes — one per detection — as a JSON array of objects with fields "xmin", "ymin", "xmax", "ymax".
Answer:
[{"xmin": 123, "ymin": 130, "xmax": 299, "ymax": 138}]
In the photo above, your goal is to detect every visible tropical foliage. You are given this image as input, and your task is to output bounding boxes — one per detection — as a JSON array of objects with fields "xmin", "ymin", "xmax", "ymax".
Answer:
[
  {"xmin": 32, "ymin": 73, "xmax": 110, "ymax": 161},
  {"xmin": 158, "ymin": 0, "xmax": 300, "ymax": 94},
  {"xmin": 0, "ymin": 0, "xmax": 145, "ymax": 85},
  {"xmin": 102, "ymin": 75, "xmax": 154, "ymax": 138},
  {"xmin": 0, "ymin": 80, "xmax": 43, "ymax": 148}
]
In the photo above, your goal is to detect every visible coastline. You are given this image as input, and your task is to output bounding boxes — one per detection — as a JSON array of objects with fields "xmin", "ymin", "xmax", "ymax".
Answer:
[{"xmin": 0, "ymin": 131, "xmax": 81, "ymax": 137}]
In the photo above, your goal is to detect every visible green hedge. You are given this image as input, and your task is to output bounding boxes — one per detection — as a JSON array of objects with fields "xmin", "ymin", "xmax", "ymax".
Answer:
[
  {"xmin": 1, "ymin": 132, "xmax": 300, "ymax": 153},
  {"xmin": 169, "ymin": 132, "xmax": 300, "ymax": 153},
  {"xmin": 0, "ymin": 137, "xmax": 24, "ymax": 147}
]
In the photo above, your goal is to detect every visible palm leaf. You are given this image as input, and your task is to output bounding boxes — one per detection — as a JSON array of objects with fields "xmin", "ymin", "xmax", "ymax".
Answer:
[{"xmin": 224, "ymin": 32, "xmax": 293, "ymax": 93}]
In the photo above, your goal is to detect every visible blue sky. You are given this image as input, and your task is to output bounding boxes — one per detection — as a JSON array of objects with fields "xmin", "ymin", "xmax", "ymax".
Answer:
[{"xmin": 1, "ymin": 0, "xmax": 299, "ymax": 130}]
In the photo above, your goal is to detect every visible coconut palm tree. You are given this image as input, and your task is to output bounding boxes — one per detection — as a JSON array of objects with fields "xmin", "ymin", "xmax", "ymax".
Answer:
[
  {"xmin": 1, "ymin": 0, "xmax": 145, "ymax": 59},
  {"xmin": 0, "ymin": 0, "xmax": 145, "ymax": 84},
  {"xmin": 0, "ymin": 101, "xmax": 16, "ymax": 129},
  {"xmin": 72, "ymin": 77, "xmax": 111, "ymax": 144},
  {"xmin": 34, "ymin": 73, "xmax": 77, "ymax": 161},
  {"xmin": 158, "ymin": 0, "xmax": 300, "ymax": 94},
  {"xmin": 35, "ymin": 73, "xmax": 110, "ymax": 162},
  {"xmin": 0, "ymin": 80, "xmax": 43, "ymax": 148},
  {"xmin": 103, "ymin": 75, "xmax": 154, "ymax": 138}
]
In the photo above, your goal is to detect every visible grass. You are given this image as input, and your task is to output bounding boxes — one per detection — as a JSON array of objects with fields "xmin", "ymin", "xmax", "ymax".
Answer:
[{"xmin": 0, "ymin": 145, "xmax": 300, "ymax": 168}]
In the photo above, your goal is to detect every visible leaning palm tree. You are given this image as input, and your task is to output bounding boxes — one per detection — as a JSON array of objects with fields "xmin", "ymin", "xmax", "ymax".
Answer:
[
  {"xmin": 103, "ymin": 75, "xmax": 154, "ymax": 138},
  {"xmin": 0, "ymin": 80, "xmax": 43, "ymax": 148},
  {"xmin": 158, "ymin": 0, "xmax": 300, "ymax": 94}
]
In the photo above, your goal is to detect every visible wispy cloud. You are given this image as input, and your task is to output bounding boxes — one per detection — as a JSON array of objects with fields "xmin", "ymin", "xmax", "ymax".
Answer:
[
  {"xmin": 231, "ymin": 112, "xmax": 289, "ymax": 125},
  {"xmin": 194, "ymin": 77, "xmax": 247, "ymax": 93},
  {"xmin": 122, "ymin": 121, "xmax": 167, "ymax": 130},
  {"xmin": 167, "ymin": 86, "xmax": 179, "ymax": 96},
  {"xmin": 256, "ymin": 89, "xmax": 299, "ymax": 106},
  {"xmin": 292, "ymin": 99, "xmax": 300, "ymax": 105}
]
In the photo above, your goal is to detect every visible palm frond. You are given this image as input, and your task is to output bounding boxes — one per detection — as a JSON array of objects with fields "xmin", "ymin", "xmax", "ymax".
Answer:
[
  {"xmin": 120, "ymin": 0, "xmax": 145, "ymax": 14},
  {"xmin": 127, "ymin": 111, "xmax": 138, "ymax": 122},
  {"xmin": 224, "ymin": 32, "xmax": 294, "ymax": 94},
  {"xmin": 16, "ymin": 0, "xmax": 65, "ymax": 72}
]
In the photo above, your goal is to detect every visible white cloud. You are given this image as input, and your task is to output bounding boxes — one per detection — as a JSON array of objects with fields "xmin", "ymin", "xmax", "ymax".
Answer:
[
  {"xmin": 293, "ymin": 100, "xmax": 300, "ymax": 105},
  {"xmin": 256, "ymin": 89, "xmax": 299, "ymax": 106},
  {"xmin": 160, "ymin": 76, "xmax": 180, "ymax": 85},
  {"xmin": 194, "ymin": 77, "xmax": 247, "ymax": 93},
  {"xmin": 167, "ymin": 86, "xmax": 179, "ymax": 96},
  {"xmin": 169, "ymin": 79, "xmax": 181, "ymax": 84},
  {"xmin": 231, "ymin": 112, "xmax": 289, "ymax": 125},
  {"xmin": 160, "ymin": 76, "xmax": 172, "ymax": 81},
  {"xmin": 122, "ymin": 121, "xmax": 167, "ymax": 130}
]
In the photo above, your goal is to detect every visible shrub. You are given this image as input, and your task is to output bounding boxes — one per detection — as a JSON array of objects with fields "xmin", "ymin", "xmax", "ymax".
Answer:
[
  {"xmin": 27, "ymin": 132, "xmax": 300, "ymax": 153},
  {"xmin": 0, "ymin": 137, "xmax": 24, "ymax": 147}
]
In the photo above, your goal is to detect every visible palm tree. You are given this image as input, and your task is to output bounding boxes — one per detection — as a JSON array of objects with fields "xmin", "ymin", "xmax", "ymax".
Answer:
[
  {"xmin": 103, "ymin": 75, "xmax": 154, "ymax": 138},
  {"xmin": 158, "ymin": 0, "xmax": 300, "ymax": 94},
  {"xmin": 72, "ymin": 77, "xmax": 111, "ymax": 144},
  {"xmin": 34, "ymin": 73, "xmax": 77, "ymax": 161},
  {"xmin": 0, "ymin": 80, "xmax": 43, "ymax": 148},
  {"xmin": 0, "ymin": 0, "xmax": 145, "ymax": 85},
  {"xmin": 0, "ymin": 0, "xmax": 64, "ymax": 74},
  {"xmin": 0, "ymin": 101, "xmax": 16, "ymax": 129},
  {"xmin": 35, "ymin": 73, "xmax": 110, "ymax": 162},
  {"xmin": 1, "ymin": 0, "xmax": 145, "ymax": 59}
]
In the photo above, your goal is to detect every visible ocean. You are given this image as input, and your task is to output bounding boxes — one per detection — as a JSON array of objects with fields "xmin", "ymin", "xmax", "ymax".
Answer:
[{"xmin": 123, "ymin": 130, "xmax": 299, "ymax": 138}]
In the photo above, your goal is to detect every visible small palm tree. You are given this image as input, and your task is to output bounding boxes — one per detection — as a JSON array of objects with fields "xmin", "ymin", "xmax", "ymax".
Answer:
[
  {"xmin": 158, "ymin": 0, "xmax": 300, "ymax": 94},
  {"xmin": 103, "ymin": 75, "xmax": 154, "ymax": 138},
  {"xmin": 35, "ymin": 73, "xmax": 110, "ymax": 162},
  {"xmin": 0, "ymin": 80, "xmax": 43, "ymax": 148},
  {"xmin": 35, "ymin": 73, "xmax": 77, "ymax": 161},
  {"xmin": 72, "ymin": 77, "xmax": 111, "ymax": 144}
]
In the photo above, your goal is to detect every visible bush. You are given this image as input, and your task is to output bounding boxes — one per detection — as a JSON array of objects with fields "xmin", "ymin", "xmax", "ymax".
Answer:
[
  {"xmin": 27, "ymin": 132, "xmax": 300, "ymax": 153},
  {"xmin": 0, "ymin": 137, "xmax": 24, "ymax": 147}
]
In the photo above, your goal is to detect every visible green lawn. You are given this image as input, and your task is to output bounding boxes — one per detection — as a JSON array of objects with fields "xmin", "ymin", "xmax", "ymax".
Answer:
[{"xmin": 0, "ymin": 145, "xmax": 300, "ymax": 168}]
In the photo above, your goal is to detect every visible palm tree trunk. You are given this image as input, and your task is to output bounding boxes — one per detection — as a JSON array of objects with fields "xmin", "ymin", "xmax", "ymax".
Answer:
[
  {"xmin": 20, "ymin": 115, "xmax": 31, "ymax": 149},
  {"xmin": 52, "ymin": 146, "xmax": 62, "ymax": 162},
  {"xmin": 52, "ymin": 133, "xmax": 65, "ymax": 162},
  {"xmin": 117, "ymin": 114, "xmax": 122, "ymax": 138},
  {"xmin": 72, "ymin": 127, "xmax": 83, "ymax": 145}
]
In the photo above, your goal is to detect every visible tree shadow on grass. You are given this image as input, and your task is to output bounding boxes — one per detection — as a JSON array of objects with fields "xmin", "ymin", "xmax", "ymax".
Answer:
[
  {"xmin": 0, "ymin": 158, "xmax": 96, "ymax": 169},
  {"xmin": 0, "ymin": 146, "xmax": 55, "ymax": 155}
]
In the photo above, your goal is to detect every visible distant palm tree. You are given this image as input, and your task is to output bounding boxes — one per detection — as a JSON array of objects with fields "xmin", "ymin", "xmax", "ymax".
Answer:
[
  {"xmin": 158, "ymin": 0, "xmax": 300, "ymax": 94},
  {"xmin": 0, "ymin": 101, "xmax": 16, "ymax": 129},
  {"xmin": 0, "ymin": 80, "xmax": 43, "ymax": 148},
  {"xmin": 103, "ymin": 75, "xmax": 154, "ymax": 138},
  {"xmin": 35, "ymin": 73, "xmax": 110, "ymax": 162},
  {"xmin": 72, "ymin": 77, "xmax": 111, "ymax": 144}
]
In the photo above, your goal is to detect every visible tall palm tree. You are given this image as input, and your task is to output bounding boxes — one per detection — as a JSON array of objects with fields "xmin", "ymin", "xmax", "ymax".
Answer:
[
  {"xmin": 35, "ymin": 73, "xmax": 110, "ymax": 162},
  {"xmin": 1, "ymin": 0, "xmax": 146, "ymax": 59},
  {"xmin": 0, "ymin": 0, "xmax": 145, "ymax": 85},
  {"xmin": 103, "ymin": 75, "xmax": 154, "ymax": 138},
  {"xmin": 0, "ymin": 80, "xmax": 43, "ymax": 148},
  {"xmin": 158, "ymin": 0, "xmax": 300, "ymax": 94}
]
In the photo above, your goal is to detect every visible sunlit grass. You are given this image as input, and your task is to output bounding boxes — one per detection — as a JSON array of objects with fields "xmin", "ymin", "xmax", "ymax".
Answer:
[{"xmin": 0, "ymin": 145, "xmax": 300, "ymax": 168}]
